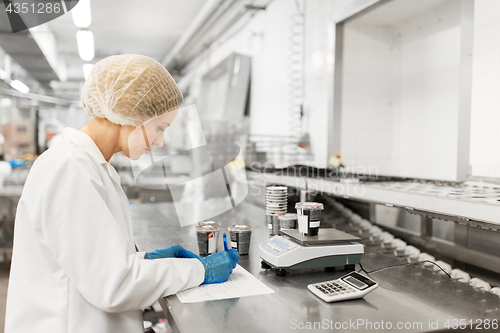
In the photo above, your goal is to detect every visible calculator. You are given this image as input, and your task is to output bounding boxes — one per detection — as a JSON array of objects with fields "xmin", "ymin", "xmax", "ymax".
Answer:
[{"xmin": 308, "ymin": 272, "xmax": 378, "ymax": 302}]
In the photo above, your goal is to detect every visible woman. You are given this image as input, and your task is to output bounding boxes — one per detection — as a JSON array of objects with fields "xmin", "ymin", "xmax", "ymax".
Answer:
[{"xmin": 5, "ymin": 54, "xmax": 239, "ymax": 333}]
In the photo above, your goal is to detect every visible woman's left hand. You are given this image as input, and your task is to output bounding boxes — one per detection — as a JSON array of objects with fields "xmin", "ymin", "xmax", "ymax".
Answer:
[{"xmin": 145, "ymin": 245, "xmax": 201, "ymax": 259}]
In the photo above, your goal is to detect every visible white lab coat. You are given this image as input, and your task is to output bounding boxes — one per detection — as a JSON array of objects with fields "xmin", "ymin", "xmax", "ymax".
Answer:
[{"xmin": 5, "ymin": 128, "xmax": 205, "ymax": 333}]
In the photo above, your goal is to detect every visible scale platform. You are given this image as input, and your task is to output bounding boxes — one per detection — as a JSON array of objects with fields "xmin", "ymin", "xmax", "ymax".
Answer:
[
  {"xmin": 259, "ymin": 228, "xmax": 364, "ymax": 275},
  {"xmin": 281, "ymin": 228, "xmax": 361, "ymax": 245}
]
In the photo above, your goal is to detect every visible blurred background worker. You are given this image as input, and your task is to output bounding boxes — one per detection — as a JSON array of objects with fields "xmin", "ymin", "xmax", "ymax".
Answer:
[{"xmin": 4, "ymin": 55, "xmax": 240, "ymax": 333}]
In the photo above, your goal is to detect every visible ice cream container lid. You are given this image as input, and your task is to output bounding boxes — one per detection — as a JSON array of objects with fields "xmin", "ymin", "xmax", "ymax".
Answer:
[
  {"xmin": 229, "ymin": 225, "xmax": 252, "ymax": 231},
  {"xmin": 295, "ymin": 202, "xmax": 324, "ymax": 210},
  {"xmin": 196, "ymin": 224, "xmax": 219, "ymax": 231},
  {"xmin": 197, "ymin": 220, "xmax": 220, "ymax": 228},
  {"xmin": 267, "ymin": 186, "xmax": 287, "ymax": 191}
]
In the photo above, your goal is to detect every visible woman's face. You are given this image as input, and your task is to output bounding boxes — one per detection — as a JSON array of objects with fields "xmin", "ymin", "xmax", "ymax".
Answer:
[{"xmin": 124, "ymin": 109, "xmax": 179, "ymax": 160}]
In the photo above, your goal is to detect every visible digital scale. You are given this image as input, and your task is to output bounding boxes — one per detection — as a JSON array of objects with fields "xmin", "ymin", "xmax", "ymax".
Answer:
[{"xmin": 259, "ymin": 228, "xmax": 364, "ymax": 275}]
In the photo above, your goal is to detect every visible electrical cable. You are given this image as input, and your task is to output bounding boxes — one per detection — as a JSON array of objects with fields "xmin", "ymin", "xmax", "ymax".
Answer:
[{"xmin": 358, "ymin": 261, "xmax": 452, "ymax": 279}]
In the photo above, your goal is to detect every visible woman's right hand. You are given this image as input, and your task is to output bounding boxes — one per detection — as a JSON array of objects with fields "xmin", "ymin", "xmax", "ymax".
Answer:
[
  {"xmin": 145, "ymin": 245, "xmax": 201, "ymax": 260},
  {"xmin": 199, "ymin": 250, "xmax": 240, "ymax": 284}
]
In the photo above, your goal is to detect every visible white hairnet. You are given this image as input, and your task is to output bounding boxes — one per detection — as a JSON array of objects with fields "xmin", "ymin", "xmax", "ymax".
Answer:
[{"xmin": 81, "ymin": 54, "xmax": 183, "ymax": 127}]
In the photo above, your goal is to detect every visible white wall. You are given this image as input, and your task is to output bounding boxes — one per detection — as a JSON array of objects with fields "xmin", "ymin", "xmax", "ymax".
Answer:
[
  {"xmin": 180, "ymin": 0, "xmax": 500, "ymax": 179},
  {"xmin": 470, "ymin": 0, "xmax": 500, "ymax": 178},
  {"xmin": 181, "ymin": 0, "xmax": 359, "ymax": 167},
  {"xmin": 340, "ymin": 0, "xmax": 462, "ymax": 180},
  {"xmin": 395, "ymin": 1, "xmax": 461, "ymax": 180},
  {"xmin": 341, "ymin": 23, "xmax": 396, "ymax": 175}
]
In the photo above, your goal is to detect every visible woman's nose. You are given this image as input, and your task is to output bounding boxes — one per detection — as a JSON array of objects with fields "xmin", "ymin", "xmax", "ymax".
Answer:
[{"xmin": 152, "ymin": 133, "xmax": 164, "ymax": 148}]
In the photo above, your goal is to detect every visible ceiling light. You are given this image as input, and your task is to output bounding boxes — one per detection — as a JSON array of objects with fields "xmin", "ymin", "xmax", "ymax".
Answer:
[
  {"xmin": 76, "ymin": 30, "xmax": 95, "ymax": 62},
  {"xmin": 71, "ymin": 0, "xmax": 92, "ymax": 28},
  {"xmin": 0, "ymin": 98, "xmax": 12, "ymax": 107},
  {"xmin": 49, "ymin": 80, "xmax": 59, "ymax": 90},
  {"xmin": 10, "ymin": 80, "xmax": 30, "ymax": 94},
  {"xmin": 83, "ymin": 63, "xmax": 94, "ymax": 79},
  {"xmin": 0, "ymin": 68, "xmax": 6, "ymax": 80}
]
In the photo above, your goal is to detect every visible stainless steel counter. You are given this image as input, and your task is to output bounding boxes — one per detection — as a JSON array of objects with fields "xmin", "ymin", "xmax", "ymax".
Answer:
[
  {"xmin": 245, "ymin": 171, "xmax": 500, "ymax": 228},
  {"xmin": 131, "ymin": 202, "xmax": 500, "ymax": 333}
]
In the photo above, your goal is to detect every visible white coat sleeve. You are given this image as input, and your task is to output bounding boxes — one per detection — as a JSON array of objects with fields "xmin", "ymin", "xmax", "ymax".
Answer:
[{"xmin": 40, "ymin": 155, "xmax": 204, "ymax": 313}]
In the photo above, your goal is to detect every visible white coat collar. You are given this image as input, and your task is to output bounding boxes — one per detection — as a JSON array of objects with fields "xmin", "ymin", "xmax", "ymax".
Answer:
[{"xmin": 61, "ymin": 127, "xmax": 121, "ymax": 184}]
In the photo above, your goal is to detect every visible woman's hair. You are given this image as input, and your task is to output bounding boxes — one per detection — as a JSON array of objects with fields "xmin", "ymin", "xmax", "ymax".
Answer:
[{"xmin": 81, "ymin": 54, "xmax": 183, "ymax": 127}]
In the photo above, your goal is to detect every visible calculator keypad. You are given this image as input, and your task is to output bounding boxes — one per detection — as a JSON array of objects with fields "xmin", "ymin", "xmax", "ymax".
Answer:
[
  {"xmin": 308, "ymin": 273, "xmax": 378, "ymax": 303},
  {"xmin": 314, "ymin": 280, "xmax": 356, "ymax": 296}
]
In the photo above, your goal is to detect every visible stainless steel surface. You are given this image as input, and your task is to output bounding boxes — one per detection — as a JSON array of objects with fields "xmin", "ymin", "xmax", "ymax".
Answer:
[
  {"xmin": 248, "ymin": 172, "xmax": 500, "ymax": 227},
  {"xmin": 0, "ymin": 185, "xmax": 23, "ymax": 249},
  {"xmin": 254, "ymin": 176, "xmax": 500, "ymax": 284},
  {"xmin": 420, "ymin": 216, "xmax": 433, "ymax": 238},
  {"xmin": 381, "ymin": 223, "xmax": 500, "ymax": 276},
  {"xmin": 245, "ymin": 135, "xmax": 314, "ymax": 167},
  {"xmin": 0, "ymin": 186, "xmax": 23, "ymax": 197},
  {"xmin": 131, "ymin": 200, "xmax": 500, "ymax": 333},
  {"xmin": 408, "ymin": 209, "xmax": 500, "ymax": 231}
]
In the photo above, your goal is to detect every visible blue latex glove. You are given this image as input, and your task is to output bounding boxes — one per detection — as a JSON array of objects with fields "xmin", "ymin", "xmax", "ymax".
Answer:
[
  {"xmin": 145, "ymin": 245, "xmax": 201, "ymax": 260},
  {"xmin": 199, "ymin": 249, "xmax": 240, "ymax": 284}
]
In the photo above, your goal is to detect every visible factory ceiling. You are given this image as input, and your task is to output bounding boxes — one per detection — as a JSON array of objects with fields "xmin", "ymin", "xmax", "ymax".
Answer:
[
  {"xmin": 0, "ymin": 0, "xmax": 206, "ymax": 102},
  {"xmin": 0, "ymin": 6, "xmax": 59, "ymax": 92}
]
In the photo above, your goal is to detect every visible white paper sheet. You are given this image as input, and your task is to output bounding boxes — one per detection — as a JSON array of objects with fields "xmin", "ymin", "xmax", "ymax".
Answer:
[{"xmin": 176, "ymin": 264, "xmax": 275, "ymax": 303}]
